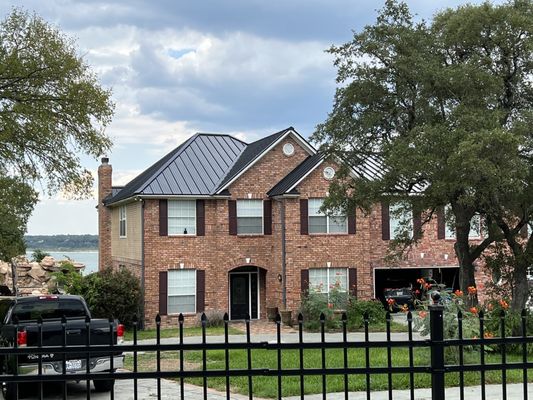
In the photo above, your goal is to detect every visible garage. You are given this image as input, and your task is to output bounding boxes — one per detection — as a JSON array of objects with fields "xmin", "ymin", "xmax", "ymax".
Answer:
[{"xmin": 374, "ymin": 266, "xmax": 460, "ymax": 304}]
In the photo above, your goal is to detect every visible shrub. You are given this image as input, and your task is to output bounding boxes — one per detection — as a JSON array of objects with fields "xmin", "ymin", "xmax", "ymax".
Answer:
[
  {"xmin": 80, "ymin": 267, "xmax": 142, "ymax": 328},
  {"xmin": 51, "ymin": 261, "xmax": 84, "ymax": 294},
  {"xmin": 31, "ymin": 249, "xmax": 50, "ymax": 262},
  {"xmin": 300, "ymin": 287, "xmax": 347, "ymax": 331},
  {"xmin": 200, "ymin": 310, "xmax": 226, "ymax": 328},
  {"xmin": 346, "ymin": 300, "xmax": 386, "ymax": 330}
]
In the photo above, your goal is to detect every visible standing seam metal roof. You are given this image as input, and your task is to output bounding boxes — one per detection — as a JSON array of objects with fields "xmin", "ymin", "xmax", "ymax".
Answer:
[
  {"xmin": 267, "ymin": 153, "xmax": 324, "ymax": 197},
  {"xmin": 104, "ymin": 133, "xmax": 247, "ymax": 205}
]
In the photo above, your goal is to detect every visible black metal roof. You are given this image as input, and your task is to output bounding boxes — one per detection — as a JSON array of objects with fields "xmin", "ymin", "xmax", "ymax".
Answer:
[
  {"xmin": 267, "ymin": 153, "xmax": 324, "ymax": 197},
  {"xmin": 213, "ymin": 127, "xmax": 293, "ymax": 193},
  {"xmin": 105, "ymin": 133, "xmax": 247, "ymax": 205}
]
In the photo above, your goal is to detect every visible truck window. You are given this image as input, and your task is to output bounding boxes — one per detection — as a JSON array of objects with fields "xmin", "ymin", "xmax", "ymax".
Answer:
[{"xmin": 12, "ymin": 299, "xmax": 87, "ymax": 321}]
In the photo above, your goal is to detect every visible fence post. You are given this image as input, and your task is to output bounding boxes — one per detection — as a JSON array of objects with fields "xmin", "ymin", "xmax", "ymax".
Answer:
[{"xmin": 429, "ymin": 293, "xmax": 445, "ymax": 400}]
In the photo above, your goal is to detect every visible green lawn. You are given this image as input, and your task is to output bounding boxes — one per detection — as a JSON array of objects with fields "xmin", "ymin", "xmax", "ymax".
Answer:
[
  {"xmin": 124, "ymin": 325, "xmax": 243, "ymax": 341},
  {"xmin": 124, "ymin": 345, "xmax": 531, "ymax": 398}
]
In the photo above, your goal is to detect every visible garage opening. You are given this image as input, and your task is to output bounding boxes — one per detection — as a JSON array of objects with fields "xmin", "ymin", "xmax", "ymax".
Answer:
[{"xmin": 374, "ymin": 266, "xmax": 460, "ymax": 305}]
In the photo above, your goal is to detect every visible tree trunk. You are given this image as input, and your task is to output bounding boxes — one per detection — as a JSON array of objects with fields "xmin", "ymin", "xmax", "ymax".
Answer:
[
  {"xmin": 454, "ymin": 207, "xmax": 478, "ymax": 307},
  {"xmin": 511, "ymin": 261, "xmax": 529, "ymax": 312}
]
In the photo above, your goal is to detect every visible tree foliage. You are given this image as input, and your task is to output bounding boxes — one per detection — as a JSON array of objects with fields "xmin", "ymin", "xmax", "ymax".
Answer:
[
  {"xmin": 0, "ymin": 9, "xmax": 114, "ymax": 260},
  {"xmin": 314, "ymin": 0, "xmax": 533, "ymax": 306}
]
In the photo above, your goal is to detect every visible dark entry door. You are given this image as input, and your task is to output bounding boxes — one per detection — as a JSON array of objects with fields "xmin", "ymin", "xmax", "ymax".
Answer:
[{"xmin": 230, "ymin": 274, "xmax": 249, "ymax": 319}]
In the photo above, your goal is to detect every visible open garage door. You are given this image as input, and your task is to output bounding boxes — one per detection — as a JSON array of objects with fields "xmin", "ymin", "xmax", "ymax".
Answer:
[{"xmin": 374, "ymin": 266, "xmax": 460, "ymax": 304}]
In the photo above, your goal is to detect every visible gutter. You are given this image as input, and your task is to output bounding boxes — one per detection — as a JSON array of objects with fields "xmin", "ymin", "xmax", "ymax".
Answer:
[
  {"xmin": 278, "ymin": 198, "xmax": 287, "ymax": 308},
  {"xmin": 140, "ymin": 199, "xmax": 146, "ymax": 329}
]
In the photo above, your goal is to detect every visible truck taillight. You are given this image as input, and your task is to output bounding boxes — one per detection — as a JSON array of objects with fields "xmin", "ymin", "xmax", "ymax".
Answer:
[
  {"xmin": 17, "ymin": 330, "xmax": 27, "ymax": 347},
  {"xmin": 117, "ymin": 324, "xmax": 125, "ymax": 344}
]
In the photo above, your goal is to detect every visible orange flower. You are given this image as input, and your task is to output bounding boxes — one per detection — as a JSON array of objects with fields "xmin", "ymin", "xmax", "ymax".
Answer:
[
  {"xmin": 327, "ymin": 303, "xmax": 333, "ymax": 309},
  {"xmin": 400, "ymin": 304, "xmax": 409, "ymax": 313},
  {"xmin": 467, "ymin": 286, "xmax": 477, "ymax": 295},
  {"xmin": 484, "ymin": 331, "xmax": 494, "ymax": 339},
  {"xmin": 387, "ymin": 298, "xmax": 396, "ymax": 305},
  {"xmin": 469, "ymin": 307, "xmax": 478, "ymax": 314},
  {"xmin": 419, "ymin": 311, "xmax": 427, "ymax": 319},
  {"xmin": 499, "ymin": 300, "xmax": 509, "ymax": 310},
  {"xmin": 424, "ymin": 283, "xmax": 431, "ymax": 290},
  {"xmin": 454, "ymin": 290, "xmax": 463, "ymax": 297},
  {"xmin": 417, "ymin": 278, "xmax": 425, "ymax": 285}
]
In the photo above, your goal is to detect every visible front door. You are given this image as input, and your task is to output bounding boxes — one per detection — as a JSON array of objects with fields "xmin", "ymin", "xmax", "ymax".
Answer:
[{"xmin": 230, "ymin": 273, "xmax": 259, "ymax": 320}]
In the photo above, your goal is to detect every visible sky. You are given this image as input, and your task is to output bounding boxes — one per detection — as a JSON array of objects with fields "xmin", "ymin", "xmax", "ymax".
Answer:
[{"xmin": 0, "ymin": 0, "xmax": 495, "ymax": 235}]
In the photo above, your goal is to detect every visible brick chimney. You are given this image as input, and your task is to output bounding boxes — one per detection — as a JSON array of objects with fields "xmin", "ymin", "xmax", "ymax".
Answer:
[{"xmin": 98, "ymin": 157, "xmax": 112, "ymax": 271}]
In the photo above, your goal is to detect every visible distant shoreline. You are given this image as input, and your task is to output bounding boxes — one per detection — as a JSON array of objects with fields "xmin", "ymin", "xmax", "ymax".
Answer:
[{"xmin": 26, "ymin": 248, "xmax": 98, "ymax": 252}]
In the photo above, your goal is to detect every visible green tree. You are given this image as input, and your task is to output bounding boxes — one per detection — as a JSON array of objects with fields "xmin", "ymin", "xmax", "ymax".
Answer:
[
  {"xmin": 314, "ymin": 0, "xmax": 533, "ymax": 307},
  {"xmin": 0, "ymin": 9, "xmax": 114, "ymax": 259}
]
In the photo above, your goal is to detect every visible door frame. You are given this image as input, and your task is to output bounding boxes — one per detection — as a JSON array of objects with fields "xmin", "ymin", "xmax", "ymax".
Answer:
[{"xmin": 228, "ymin": 268, "xmax": 260, "ymax": 320}]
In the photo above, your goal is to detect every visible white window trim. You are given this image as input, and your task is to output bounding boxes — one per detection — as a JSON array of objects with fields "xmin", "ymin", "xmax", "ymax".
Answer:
[
  {"xmin": 237, "ymin": 199, "xmax": 264, "ymax": 235},
  {"xmin": 167, "ymin": 269, "xmax": 197, "ymax": 315},
  {"xmin": 119, "ymin": 206, "xmax": 127, "ymax": 238},
  {"xmin": 309, "ymin": 267, "xmax": 349, "ymax": 295},
  {"xmin": 389, "ymin": 203, "xmax": 413, "ymax": 240},
  {"xmin": 309, "ymin": 198, "xmax": 348, "ymax": 234},
  {"xmin": 444, "ymin": 205, "xmax": 482, "ymax": 240},
  {"xmin": 168, "ymin": 200, "xmax": 197, "ymax": 236}
]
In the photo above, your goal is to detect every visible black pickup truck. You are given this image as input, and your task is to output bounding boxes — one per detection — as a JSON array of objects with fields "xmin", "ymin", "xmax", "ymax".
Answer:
[{"xmin": 0, "ymin": 295, "xmax": 124, "ymax": 399}]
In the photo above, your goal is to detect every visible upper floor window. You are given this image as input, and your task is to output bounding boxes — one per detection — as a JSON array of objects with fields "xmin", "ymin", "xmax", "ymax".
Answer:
[
  {"xmin": 308, "ymin": 198, "xmax": 347, "ymax": 234},
  {"xmin": 444, "ymin": 205, "xmax": 481, "ymax": 239},
  {"xmin": 119, "ymin": 206, "xmax": 127, "ymax": 238},
  {"xmin": 237, "ymin": 200, "xmax": 263, "ymax": 234},
  {"xmin": 168, "ymin": 269, "xmax": 196, "ymax": 314},
  {"xmin": 389, "ymin": 202, "xmax": 413, "ymax": 240},
  {"xmin": 168, "ymin": 200, "xmax": 196, "ymax": 235}
]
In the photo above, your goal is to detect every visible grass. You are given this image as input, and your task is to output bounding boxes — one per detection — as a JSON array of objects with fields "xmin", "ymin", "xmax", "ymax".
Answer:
[
  {"xmin": 124, "ymin": 344, "xmax": 532, "ymax": 398},
  {"xmin": 124, "ymin": 325, "xmax": 243, "ymax": 341}
]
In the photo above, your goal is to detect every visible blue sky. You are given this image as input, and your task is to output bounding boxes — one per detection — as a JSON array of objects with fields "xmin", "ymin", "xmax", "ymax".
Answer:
[{"xmin": 0, "ymin": 0, "xmax": 495, "ymax": 235}]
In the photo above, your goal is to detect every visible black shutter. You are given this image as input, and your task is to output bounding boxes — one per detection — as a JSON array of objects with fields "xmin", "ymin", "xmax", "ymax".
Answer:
[
  {"xmin": 381, "ymin": 202, "xmax": 390, "ymax": 240},
  {"xmin": 300, "ymin": 199, "xmax": 308, "ymax": 235},
  {"xmin": 159, "ymin": 271, "xmax": 168, "ymax": 315},
  {"xmin": 159, "ymin": 200, "xmax": 168, "ymax": 236},
  {"xmin": 301, "ymin": 269, "xmax": 309, "ymax": 296},
  {"xmin": 348, "ymin": 211, "xmax": 356, "ymax": 235},
  {"xmin": 264, "ymin": 200, "xmax": 272, "ymax": 235},
  {"xmin": 413, "ymin": 209, "xmax": 422, "ymax": 240},
  {"xmin": 348, "ymin": 268, "xmax": 357, "ymax": 298},
  {"xmin": 228, "ymin": 200, "xmax": 237, "ymax": 235},
  {"xmin": 196, "ymin": 200, "xmax": 205, "ymax": 236},
  {"xmin": 196, "ymin": 270, "xmax": 205, "ymax": 313},
  {"xmin": 437, "ymin": 208, "xmax": 446, "ymax": 239}
]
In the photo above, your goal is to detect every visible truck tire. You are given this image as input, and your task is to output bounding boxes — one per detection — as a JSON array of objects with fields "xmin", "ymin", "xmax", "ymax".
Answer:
[
  {"xmin": 3, "ymin": 382, "xmax": 18, "ymax": 400},
  {"xmin": 93, "ymin": 378, "xmax": 115, "ymax": 392}
]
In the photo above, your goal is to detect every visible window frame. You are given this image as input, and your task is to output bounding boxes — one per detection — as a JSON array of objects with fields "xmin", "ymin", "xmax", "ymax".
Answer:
[
  {"xmin": 119, "ymin": 206, "xmax": 127, "ymax": 238},
  {"xmin": 167, "ymin": 269, "xmax": 197, "ymax": 315},
  {"xmin": 168, "ymin": 199, "xmax": 197, "ymax": 236},
  {"xmin": 308, "ymin": 198, "xmax": 348, "ymax": 234},
  {"xmin": 444, "ymin": 205, "xmax": 482, "ymax": 240},
  {"xmin": 236, "ymin": 199, "xmax": 264, "ymax": 235},
  {"xmin": 389, "ymin": 202, "xmax": 413, "ymax": 240},
  {"xmin": 308, "ymin": 267, "xmax": 349, "ymax": 296}
]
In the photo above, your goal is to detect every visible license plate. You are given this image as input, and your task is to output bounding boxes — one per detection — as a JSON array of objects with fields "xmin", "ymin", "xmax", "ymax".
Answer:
[{"xmin": 66, "ymin": 359, "xmax": 82, "ymax": 371}]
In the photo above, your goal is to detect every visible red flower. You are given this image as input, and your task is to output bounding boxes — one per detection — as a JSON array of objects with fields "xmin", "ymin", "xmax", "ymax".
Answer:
[
  {"xmin": 469, "ymin": 307, "xmax": 478, "ymax": 314},
  {"xmin": 327, "ymin": 303, "xmax": 333, "ymax": 309},
  {"xmin": 419, "ymin": 311, "xmax": 427, "ymax": 319},
  {"xmin": 387, "ymin": 298, "xmax": 395, "ymax": 305},
  {"xmin": 467, "ymin": 286, "xmax": 477, "ymax": 295},
  {"xmin": 454, "ymin": 290, "xmax": 463, "ymax": 297},
  {"xmin": 499, "ymin": 300, "xmax": 509, "ymax": 310}
]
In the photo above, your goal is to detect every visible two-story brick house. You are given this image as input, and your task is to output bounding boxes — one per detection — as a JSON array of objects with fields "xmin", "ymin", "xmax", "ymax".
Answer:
[{"xmin": 98, "ymin": 127, "xmax": 489, "ymax": 326}]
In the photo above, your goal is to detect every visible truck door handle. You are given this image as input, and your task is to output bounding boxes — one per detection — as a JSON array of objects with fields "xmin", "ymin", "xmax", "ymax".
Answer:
[{"xmin": 66, "ymin": 329, "xmax": 81, "ymax": 335}]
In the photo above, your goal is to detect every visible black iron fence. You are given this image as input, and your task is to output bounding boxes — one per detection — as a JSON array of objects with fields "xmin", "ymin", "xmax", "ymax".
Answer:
[{"xmin": 1, "ymin": 305, "xmax": 532, "ymax": 400}]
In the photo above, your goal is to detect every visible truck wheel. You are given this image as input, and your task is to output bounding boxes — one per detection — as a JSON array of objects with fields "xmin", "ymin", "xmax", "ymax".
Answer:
[
  {"xmin": 93, "ymin": 379, "xmax": 115, "ymax": 392},
  {"xmin": 3, "ymin": 382, "xmax": 18, "ymax": 400}
]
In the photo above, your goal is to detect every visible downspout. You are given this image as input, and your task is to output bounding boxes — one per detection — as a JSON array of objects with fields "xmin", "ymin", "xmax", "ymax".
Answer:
[
  {"xmin": 279, "ymin": 198, "xmax": 287, "ymax": 309},
  {"xmin": 140, "ymin": 199, "xmax": 146, "ymax": 329}
]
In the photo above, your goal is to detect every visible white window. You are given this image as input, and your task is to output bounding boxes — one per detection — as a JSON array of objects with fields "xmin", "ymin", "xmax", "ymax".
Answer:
[
  {"xmin": 168, "ymin": 269, "xmax": 196, "ymax": 314},
  {"xmin": 309, "ymin": 268, "xmax": 348, "ymax": 294},
  {"xmin": 237, "ymin": 200, "xmax": 263, "ymax": 234},
  {"xmin": 308, "ymin": 198, "xmax": 347, "ymax": 234},
  {"xmin": 444, "ymin": 205, "xmax": 481, "ymax": 239},
  {"xmin": 119, "ymin": 206, "xmax": 127, "ymax": 238},
  {"xmin": 389, "ymin": 202, "xmax": 413, "ymax": 240},
  {"xmin": 168, "ymin": 200, "xmax": 196, "ymax": 235}
]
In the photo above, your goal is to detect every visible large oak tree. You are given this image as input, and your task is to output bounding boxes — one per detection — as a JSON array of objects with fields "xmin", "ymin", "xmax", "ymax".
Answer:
[
  {"xmin": 314, "ymin": 0, "xmax": 533, "ymax": 307},
  {"xmin": 0, "ymin": 9, "xmax": 114, "ymax": 261}
]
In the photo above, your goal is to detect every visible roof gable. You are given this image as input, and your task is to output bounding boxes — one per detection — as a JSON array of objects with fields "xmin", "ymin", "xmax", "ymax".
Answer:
[{"xmin": 214, "ymin": 127, "xmax": 315, "ymax": 194}]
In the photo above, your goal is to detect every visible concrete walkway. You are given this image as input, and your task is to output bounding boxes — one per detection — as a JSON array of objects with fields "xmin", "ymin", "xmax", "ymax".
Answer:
[{"xmin": 10, "ymin": 379, "xmax": 530, "ymax": 399}]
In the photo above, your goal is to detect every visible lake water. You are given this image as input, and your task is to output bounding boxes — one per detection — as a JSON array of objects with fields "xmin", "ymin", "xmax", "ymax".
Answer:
[{"xmin": 25, "ymin": 250, "xmax": 98, "ymax": 275}]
